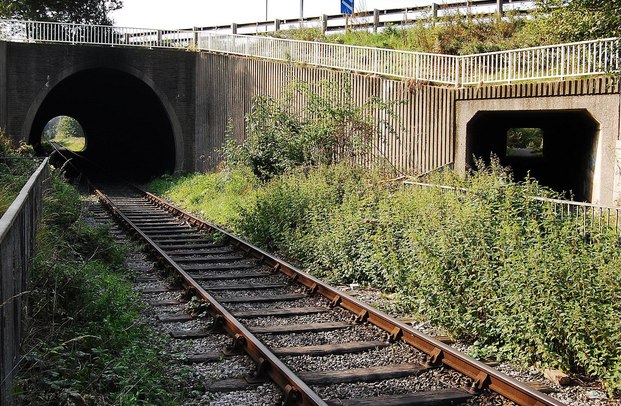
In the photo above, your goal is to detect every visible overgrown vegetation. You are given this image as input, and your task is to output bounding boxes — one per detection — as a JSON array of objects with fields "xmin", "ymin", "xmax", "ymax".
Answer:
[
  {"xmin": 14, "ymin": 170, "xmax": 188, "ymax": 404},
  {"xmin": 272, "ymin": 0, "xmax": 621, "ymax": 54},
  {"xmin": 0, "ymin": 132, "xmax": 37, "ymax": 215},
  {"xmin": 149, "ymin": 161, "xmax": 621, "ymax": 394},
  {"xmin": 147, "ymin": 80, "xmax": 621, "ymax": 394}
]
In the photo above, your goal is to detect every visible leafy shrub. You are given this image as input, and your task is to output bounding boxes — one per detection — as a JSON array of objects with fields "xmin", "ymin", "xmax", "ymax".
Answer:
[{"xmin": 222, "ymin": 79, "xmax": 400, "ymax": 180}]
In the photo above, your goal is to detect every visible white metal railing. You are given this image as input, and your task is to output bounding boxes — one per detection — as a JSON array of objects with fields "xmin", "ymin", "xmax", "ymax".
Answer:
[
  {"xmin": 0, "ymin": 19, "xmax": 196, "ymax": 48},
  {"xmin": 0, "ymin": 18, "xmax": 618, "ymax": 86},
  {"xmin": 461, "ymin": 37, "xmax": 620, "ymax": 84},
  {"xmin": 199, "ymin": 33, "xmax": 459, "ymax": 84}
]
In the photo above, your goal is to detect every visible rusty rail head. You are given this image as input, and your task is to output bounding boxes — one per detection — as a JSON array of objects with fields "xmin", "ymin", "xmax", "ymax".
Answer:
[
  {"xmin": 137, "ymin": 187, "xmax": 566, "ymax": 406},
  {"xmin": 93, "ymin": 188, "xmax": 328, "ymax": 406}
]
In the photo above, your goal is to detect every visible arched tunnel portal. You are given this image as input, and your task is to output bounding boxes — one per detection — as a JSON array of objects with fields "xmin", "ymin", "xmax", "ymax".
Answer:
[{"xmin": 28, "ymin": 68, "xmax": 177, "ymax": 180}]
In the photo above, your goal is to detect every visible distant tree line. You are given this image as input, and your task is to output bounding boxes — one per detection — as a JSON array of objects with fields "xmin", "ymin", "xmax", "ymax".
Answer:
[{"xmin": 531, "ymin": 0, "xmax": 621, "ymax": 41}]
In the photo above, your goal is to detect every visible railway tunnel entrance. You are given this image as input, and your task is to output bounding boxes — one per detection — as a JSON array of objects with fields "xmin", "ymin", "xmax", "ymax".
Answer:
[
  {"xmin": 28, "ymin": 68, "xmax": 176, "ymax": 180},
  {"xmin": 465, "ymin": 110, "xmax": 599, "ymax": 202}
]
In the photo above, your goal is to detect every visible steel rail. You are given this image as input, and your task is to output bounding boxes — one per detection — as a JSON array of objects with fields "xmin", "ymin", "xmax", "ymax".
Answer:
[
  {"xmin": 134, "ymin": 186, "xmax": 565, "ymax": 406},
  {"xmin": 93, "ymin": 188, "xmax": 328, "ymax": 406}
]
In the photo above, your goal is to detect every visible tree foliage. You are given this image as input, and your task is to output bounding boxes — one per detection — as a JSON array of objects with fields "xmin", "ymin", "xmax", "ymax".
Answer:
[
  {"xmin": 0, "ymin": 0, "xmax": 123, "ymax": 25},
  {"xmin": 43, "ymin": 116, "xmax": 83, "ymax": 140},
  {"xmin": 523, "ymin": 0, "xmax": 621, "ymax": 42}
]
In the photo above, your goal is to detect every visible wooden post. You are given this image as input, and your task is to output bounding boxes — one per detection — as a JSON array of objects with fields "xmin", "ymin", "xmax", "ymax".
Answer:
[
  {"xmin": 231, "ymin": 23, "xmax": 238, "ymax": 35},
  {"xmin": 497, "ymin": 0, "xmax": 503, "ymax": 18},
  {"xmin": 321, "ymin": 14, "xmax": 328, "ymax": 34},
  {"xmin": 432, "ymin": 3, "xmax": 439, "ymax": 22},
  {"xmin": 274, "ymin": 19, "xmax": 281, "ymax": 32}
]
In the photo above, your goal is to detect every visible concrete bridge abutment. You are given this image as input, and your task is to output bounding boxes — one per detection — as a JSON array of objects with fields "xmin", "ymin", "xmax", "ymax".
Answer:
[{"xmin": 455, "ymin": 80, "xmax": 621, "ymax": 205}]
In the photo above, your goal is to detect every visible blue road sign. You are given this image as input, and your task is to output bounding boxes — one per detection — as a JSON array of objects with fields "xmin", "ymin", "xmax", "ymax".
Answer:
[{"xmin": 341, "ymin": 0, "xmax": 354, "ymax": 15}]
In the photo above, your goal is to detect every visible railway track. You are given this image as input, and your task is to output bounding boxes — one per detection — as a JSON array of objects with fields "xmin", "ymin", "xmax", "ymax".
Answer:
[
  {"xmin": 50, "ymin": 143, "xmax": 566, "ymax": 405},
  {"xmin": 87, "ymin": 181, "xmax": 564, "ymax": 406}
]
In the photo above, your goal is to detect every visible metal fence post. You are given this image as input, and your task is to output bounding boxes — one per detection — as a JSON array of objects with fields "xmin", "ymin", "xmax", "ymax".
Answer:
[
  {"xmin": 560, "ymin": 45, "xmax": 565, "ymax": 79},
  {"xmin": 373, "ymin": 9, "xmax": 380, "ymax": 33},
  {"xmin": 432, "ymin": 3, "xmax": 439, "ymax": 21}
]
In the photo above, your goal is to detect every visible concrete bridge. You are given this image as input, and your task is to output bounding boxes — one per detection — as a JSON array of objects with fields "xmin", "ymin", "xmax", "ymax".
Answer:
[{"xmin": 0, "ymin": 20, "xmax": 619, "ymax": 204}]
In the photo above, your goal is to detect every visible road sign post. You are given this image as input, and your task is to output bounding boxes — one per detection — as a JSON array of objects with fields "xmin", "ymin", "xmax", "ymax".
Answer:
[{"xmin": 341, "ymin": 0, "xmax": 354, "ymax": 31}]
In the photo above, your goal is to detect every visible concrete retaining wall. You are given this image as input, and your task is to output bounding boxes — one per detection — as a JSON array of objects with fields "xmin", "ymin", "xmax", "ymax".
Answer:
[{"xmin": 195, "ymin": 52, "xmax": 456, "ymax": 174}]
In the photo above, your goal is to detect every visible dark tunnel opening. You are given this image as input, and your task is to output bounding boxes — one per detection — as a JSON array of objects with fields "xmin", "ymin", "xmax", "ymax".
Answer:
[
  {"xmin": 29, "ymin": 68, "xmax": 176, "ymax": 181},
  {"xmin": 466, "ymin": 110, "xmax": 599, "ymax": 202}
]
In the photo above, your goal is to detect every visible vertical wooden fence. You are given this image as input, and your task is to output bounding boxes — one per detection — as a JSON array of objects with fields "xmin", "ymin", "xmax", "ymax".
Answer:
[{"xmin": 0, "ymin": 158, "xmax": 49, "ymax": 406}]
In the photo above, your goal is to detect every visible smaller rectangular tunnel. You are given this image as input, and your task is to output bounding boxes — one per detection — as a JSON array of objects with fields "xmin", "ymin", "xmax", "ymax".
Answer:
[{"xmin": 466, "ymin": 110, "xmax": 599, "ymax": 202}]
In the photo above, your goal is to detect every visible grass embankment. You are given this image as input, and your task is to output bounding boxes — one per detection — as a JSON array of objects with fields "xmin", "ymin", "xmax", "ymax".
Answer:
[
  {"xmin": 54, "ymin": 135, "xmax": 86, "ymax": 151},
  {"xmin": 0, "ymin": 158, "xmax": 37, "ymax": 215},
  {"xmin": 15, "ymin": 172, "xmax": 188, "ymax": 405},
  {"xmin": 147, "ymin": 162, "xmax": 621, "ymax": 394}
]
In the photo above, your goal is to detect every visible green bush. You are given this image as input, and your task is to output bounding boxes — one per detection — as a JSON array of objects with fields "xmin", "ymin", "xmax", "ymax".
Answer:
[{"xmin": 222, "ymin": 79, "xmax": 399, "ymax": 181}]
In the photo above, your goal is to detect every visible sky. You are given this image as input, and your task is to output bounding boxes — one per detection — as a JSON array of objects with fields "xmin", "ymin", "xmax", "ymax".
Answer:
[{"xmin": 111, "ymin": 0, "xmax": 430, "ymax": 29}]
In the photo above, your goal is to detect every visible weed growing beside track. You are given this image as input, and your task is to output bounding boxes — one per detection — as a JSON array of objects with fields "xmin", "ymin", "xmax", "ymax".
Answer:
[
  {"xmin": 0, "ymin": 133, "xmax": 38, "ymax": 215},
  {"xmin": 14, "ymin": 172, "xmax": 187, "ymax": 405},
  {"xmin": 147, "ymin": 162, "xmax": 621, "ymax": 395}
]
